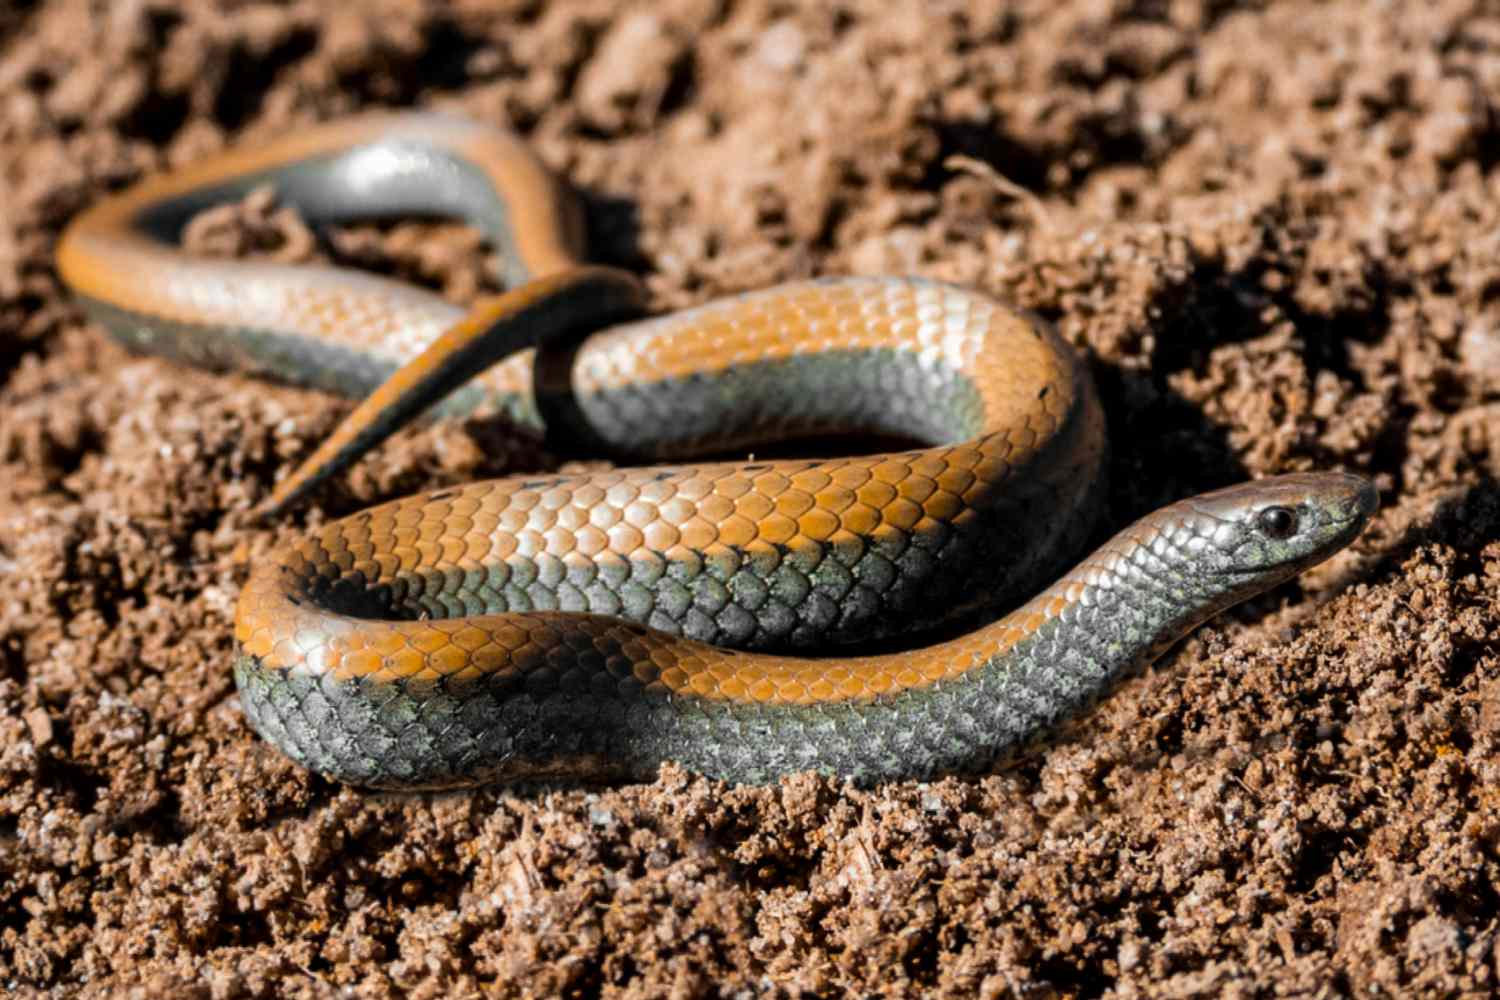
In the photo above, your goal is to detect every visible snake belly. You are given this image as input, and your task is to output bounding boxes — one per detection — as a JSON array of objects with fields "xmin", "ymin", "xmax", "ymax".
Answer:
[{"xmin": 55, "ymin": 113, "xmax": 1374, "ymax": 788}]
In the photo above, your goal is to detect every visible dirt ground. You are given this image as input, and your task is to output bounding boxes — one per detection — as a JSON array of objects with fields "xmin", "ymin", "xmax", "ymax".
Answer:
[{"xmin": 2, "ymin": 0, "xmax": 1498, "ymax": 996}]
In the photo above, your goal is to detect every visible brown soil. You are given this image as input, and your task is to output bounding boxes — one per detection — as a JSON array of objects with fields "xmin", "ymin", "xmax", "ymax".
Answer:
[{"xmin": 2, "ymin": 1, "xmax": 1498, "ymax": 997}]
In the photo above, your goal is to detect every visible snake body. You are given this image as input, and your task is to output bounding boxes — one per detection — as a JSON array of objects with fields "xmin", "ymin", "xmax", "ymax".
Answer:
[{"xmin": 56, "ymin": 113, "xmax": 1376, "ymax": 787}]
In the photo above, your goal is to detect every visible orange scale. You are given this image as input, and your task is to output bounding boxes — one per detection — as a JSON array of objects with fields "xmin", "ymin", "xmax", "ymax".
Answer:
[
  {"xmin": 1007, "ymin": 425, "xmax": 1039, "ymax": 452},
  {"xmin": 269, "ymin": 636, "xmax": 301, "ymax": 669},
  {"xmin": 606, "ymin": 522, "xmax": 645, "ymax": 555},
  {"xmin": 387, "ymin": 521, "xmax": 423, "ymax": 551},
  {"xmin": 372, "ymin": 547, "xmax": 405, "ymax": 576},
  {"xmin": 698, "ymin": 493, "xmax": 735, "ymax": 521},
  {"xmin": 509, "ymin": 490, "xmax": 540, "ymax": 512},
  {"xmin": 545, "ymin": 526, "xmax": 580, "ymax": 556},
  {"xmin": 817, "ymin": 663, "xmax": 852, "ymax": 686},
  {"xmin": 946, "ymin": 447, "xmax": 985, "ymax": 471},
  {"xmin": 733, "ymin": 492, "xmax": 773, "ymax": 522},
  {"xmin": 458, "ymin": 534, "xmax": 490, "ymax": 564},
  {"xmin": 716, "ymin": 674, "xmax": 749, "ymax": 701},
  {"xmin": 338, "ymin": 648, "xmax": 385, "ymax": 681},
  {"xmin": 448, "ymin": 623, "xmax": 491, "ymax": 652},
  {"xmin": 555, "ymin": 504, "xmax": 587, "ymax": 530},
  {"xmin": 513, "ymin": 530, "xmax": 544, "ymax": 559},
  {"xmin": 658, "ymin": 497, "xmax": 695, "ymax": 526},
  {"xmin": 728, "ymin": 660, "xmax": 765, "ymax": 686},
  {"xmin": 393, "ymin": 506, "xmax": 425, "ymax": 529},
  {"xmin": 470, "ymin": 491, "xmax": 504, "ymax": 519},
  {"xmin": 884, "ymin": 497, "xmax": 923, "ymax": 531},
  {"xmin": 838, "ymin": 673, "xmax": 875, "ymax": 699},
  {"xmin": 572, "ymin": 483, "xmax": 606, "ymax": 507},
  {"xmin": 751, "ymin": 470, "xmax": 790, "ymax": 496},
  {"xmin": 936, "ymin": 467, "xmax": 977, "ymax": 496},
  {"xmin": 892, "ymin": 668, "xmax": 924, "ymax": 691},
  {"xmin": 829, "ymin": 464, "xmax": 873, "ymax": 489},
  {"xmin": 711, "ymin": 476, "xmax": 752, "ymax": 500},
  {"xmin": 605, "ymin": 481, "xmax": 640, "ymax": 507},
  {"xmin": 917, "ymin": 655, "xmax": 952, "ymax": 683},
  {"xmin": 675, "ymin": 477, "xmax": 712, "ymax": 501},
  {"xmin": 347, "ymin": 539, "xmax": 376, "ymax": 562},
  {"xmin": 440, "ymin": 536, "xmax": 468, "ymax": 565},
  {"xmin": 774, "ymin": 489, "xmax": 814, "ymax": 519},
  {"xmin": 684, "ymin": 671, "xmax": 723, "ymax": 698},
  {"xmin": 528, "ymin": 505, "xmax": 564, "ymax": 535},
  {"xmin": 805, "ymin": 678, "xmax": 837, "ymax": 702},
  {"xmin": 623, "ymin": 500, "xmax": 658, "ymax": 528},
  {"xmin": 814, "ymin": 485, "xmax": 856, "ymax": 514},
  {"xmin": 407, "ymin": 627, "xmax": 453, "ymax": 654},
  {"xmin": 678, "ymin": 518, "xmax": 718, "ymax": 551},
  {"xmin": 497, "ymin": 508, "xmax": 528, "ymax": 533},
  {"xmin": 487, "ymin": 533, "xmax": 517, "ymax": 561},
  {"xmin": 840, "ymin": 503, "xmax": 880, "ymax": 536},
  {"xmin": 908, "ymin": 454, "xmax": 950, "ymax": 480},
  {"xmin": 366, "ymin": 513, "xmax": 397, "ymax": 538},
  {"xmin": 574, "ymin": 525, "xmax": 608, "ymax": 557},
  {"xmin": 638, "ymin": 479, "xmax": 676, "ymax": 503},
  {"xmin": 924, "ymin": 491, "xmax": 962, "ymax": 521},
  {"xmin": 797, "ymin": 507, "xmax": 839, "ymax": 542},
  {"xmin": 788, "ymin": 468, "xmax": 832, "ymax": 495},
  {"xmin": 897, "ymin": 475, "xmax": 937, "ymax": 504},
  {"xmin": 773, "ymin": 677, "xmax": 812, "ymax": 704},
  {"xmin": 642, "ymin": 521, "xmax": 680, "ymax": 551},
  {"xmin": 368, "ymin": 658, "xmax": 424, "ymax": 685},
  {"xmin": 492, "ymin": 622, "xmax": 535, "ymax": 653},
  {"xmin": 871, "ymin": 460, "xmax": 912, "ymax": 485},
  {"xmin": 427, "ymin": 643, "xmax": 473, "ymax": 676},
  {"xmin": 855, "ymin": 480, "xmax": 897, "ymax": 510},
  {"xmin": 538, "ymin": 488, "xmax": 572, "ymax": 512},
  {"xmin": 758, "ymin": 513, "xmax": 797, "ymax": 545},
  {"xmin": 717, "ymin": 515, "xmax": 757, "ymax": 548},
  {"xmin": 1041, "ymin": 595, "xmax": 1070, "ymax": 619},
  {"xmin": 747, "ymin": 678, "xmax": 779, "ymax": 703},
  {"xmin": 235, "ymin": 623, "xmax": 264, "ymax": 653},
  {"xmin": 631, "ymin": 659, "xmax": 663, "ymax": 686},
  {"xmin": 445, "ymin": 515, "xmax": 474, "ymax": 538},
  {"xmin": 588, "ymin": 503, "xmax": 622, "ymax": 529},
  {"xmin": 366, "ymin": 628, "xmax": 412, "ymax": 659},
  {"xmin": 417, "ymin": 519, "xmax": 448, "ymax": 542}
]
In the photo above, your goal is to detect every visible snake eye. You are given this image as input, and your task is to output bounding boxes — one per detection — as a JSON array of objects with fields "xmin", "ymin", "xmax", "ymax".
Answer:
[{"xmin": 1255, "ymin": 506, "xmax": 1298, "ymax": 539}]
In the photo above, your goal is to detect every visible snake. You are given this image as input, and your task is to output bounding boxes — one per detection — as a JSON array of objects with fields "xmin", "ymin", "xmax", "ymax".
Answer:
[{"xmin": 54, "ymin": 112, "xmax": 1377, "ymax": 788}]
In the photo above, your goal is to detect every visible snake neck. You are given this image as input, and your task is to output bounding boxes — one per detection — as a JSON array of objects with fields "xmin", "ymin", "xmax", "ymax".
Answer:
[{"xmin": 961, "ymin": 507, "xmax": 1264, "ymax": 710}]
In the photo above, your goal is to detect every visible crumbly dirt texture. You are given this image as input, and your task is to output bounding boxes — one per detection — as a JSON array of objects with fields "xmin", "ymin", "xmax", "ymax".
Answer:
[{"xmin": 2, "ymin": 1, "xmax": 1498, "ymax": 997}]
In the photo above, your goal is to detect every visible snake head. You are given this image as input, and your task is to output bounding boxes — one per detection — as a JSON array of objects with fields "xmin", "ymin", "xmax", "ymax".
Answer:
[{"xmin": 1183, "ymin": 472, "xmax": 1377, "ymax": 587}]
